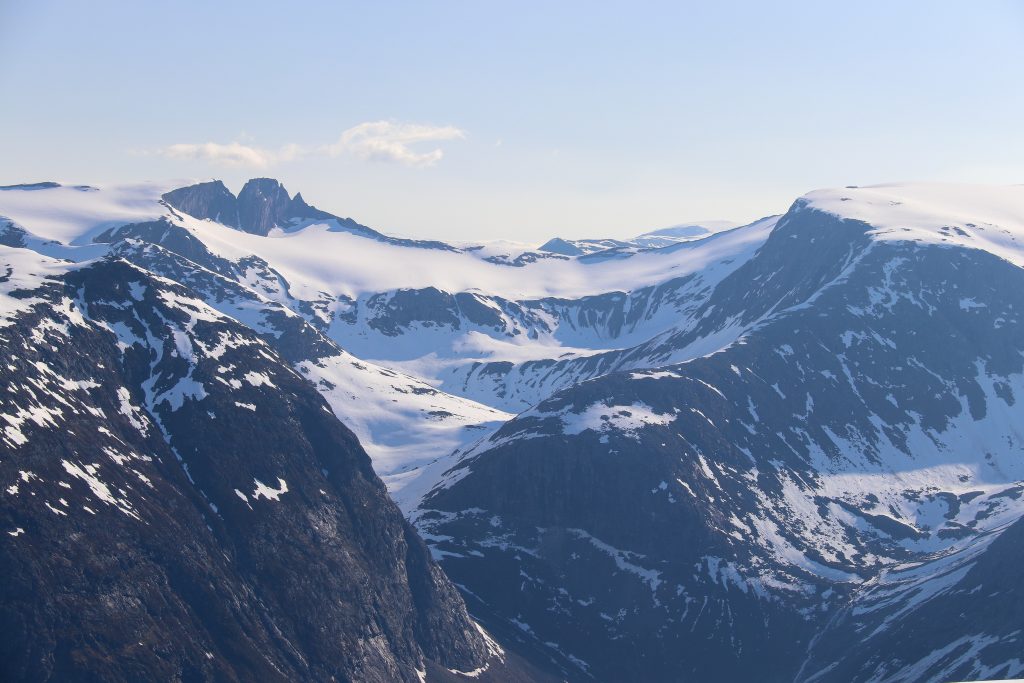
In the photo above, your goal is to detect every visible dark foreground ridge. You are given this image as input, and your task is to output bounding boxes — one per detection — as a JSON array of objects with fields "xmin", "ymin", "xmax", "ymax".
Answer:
[{"xmin": 0, "ymin": 256, "xmax": 515, "ymax": 681}]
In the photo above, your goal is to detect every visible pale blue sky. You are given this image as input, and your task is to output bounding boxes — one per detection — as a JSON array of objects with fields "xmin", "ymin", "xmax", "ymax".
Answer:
[{"xmin": 2, "ymin": 1, "xmax": 1023, "ymax": 242}]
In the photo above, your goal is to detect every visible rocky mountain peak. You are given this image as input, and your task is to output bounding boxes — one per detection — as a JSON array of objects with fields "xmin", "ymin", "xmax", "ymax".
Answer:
[
  {"xmin": 162, "ymin": 179, "xmax": 338, "ymax": 236},
  {"xmin": 161, "ymin": 179, "xmax": 239, "ymax": 227},
  {"xmin": 288, "ymin": 190, "xmax": 335, "ymax": 221},
  {"xmin": 537, "ymin": 237, "xmax": 585, "ymax": 256},
  {"xmin": 236, "ymin": 178, "xmax": 294, "ymax": 235}
]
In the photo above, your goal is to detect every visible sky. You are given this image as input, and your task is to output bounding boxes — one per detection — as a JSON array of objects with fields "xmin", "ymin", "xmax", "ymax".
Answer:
[{"xmin": 1, "ymin": 1, "xmax": 1023, "ymax": 243}]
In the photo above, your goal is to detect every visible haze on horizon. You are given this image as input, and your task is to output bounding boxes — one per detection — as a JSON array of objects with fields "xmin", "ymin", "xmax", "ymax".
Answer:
[{"xmin": 1, "ymin": 0, "xmax": 1022, "ymax": 243}]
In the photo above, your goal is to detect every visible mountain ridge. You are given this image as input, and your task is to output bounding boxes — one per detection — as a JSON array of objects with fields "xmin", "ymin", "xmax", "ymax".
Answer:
[
  {"xmin": 0, "ymin": 248, "xmax": 502, "ymax": 681},
  {"xmin": 4, "ymin": 178, "xmax": 1024, "ymax": 681},
  {"xmin": 412, "ymin": 199, "xmax": 1024, "ymax": 679}
]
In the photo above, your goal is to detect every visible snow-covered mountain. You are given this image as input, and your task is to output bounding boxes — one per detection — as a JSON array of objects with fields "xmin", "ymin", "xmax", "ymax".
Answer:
[
  {"xmin": 413, "ymin": 183, "xmax": 1024, "ymax": 680},
  {"xmin": 4, "ymin": 178, "xmax": 1024, "ymax": 681},
  {"xmin": 537, "ymin": 220, "xmax": 740, "ymax": 256},
  {"xmin": 0, "ymin": 247, "xmax": 518, "ymax": 681},
  {"xmin": 0, "ymin": 178, "xmax": 776, "ymax": 483}
]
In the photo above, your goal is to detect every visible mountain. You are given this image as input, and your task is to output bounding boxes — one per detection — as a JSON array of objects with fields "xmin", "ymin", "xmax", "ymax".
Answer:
[
  {"xmin": 632, "ymin": 221, "xmax": 739, "ymax": 247},
  {"xmin": 0, "ymin": 182, "xmax": 517, "ymax": 479},
  {"xmin": 798, "ymin": 512, "xmax": 1024, "ymax": 682},
  {"xmin": 0, "ymin": 180, "xmax": 778, "ymax": 483},
  {"xmin": 538, "ymin": 220, "xmax": 740, "ymax": 256},
  {"xmin": 411, "ymin": 184, "xmax": 1024, "ymax": 680},
  {"xmin": 162, "ymin": 180, "xmax": 244, "ymax": 229},
  {"xmin": 0, "ymin": 247, "xmax": 503, "ymax": 680},
  {"xmin": 4, "ymin": 179, "xmax": 1024, "ymax": 681},
  {"xmin": 163, "ymin": 178, "xmax": 455, "ymax": 249}
]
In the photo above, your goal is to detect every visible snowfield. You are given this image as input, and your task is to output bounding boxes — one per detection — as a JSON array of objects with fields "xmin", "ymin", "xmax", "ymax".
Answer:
[
  {"xmin": 805, "ymin": 183, "xmax": 1024, "ymax": 266},
  {"xmin": 3, "ymin": 181, "xmax": 773, "ymax": 300}
]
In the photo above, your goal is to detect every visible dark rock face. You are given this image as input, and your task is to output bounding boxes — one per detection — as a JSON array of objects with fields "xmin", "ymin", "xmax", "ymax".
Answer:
[
  {"xmin": 414, "ymin": 205, "xmax": 1024, "ymax": 681},
  {"xmin": 236, "ymin": 178, "xmax": 295, "ymax": 235},
  {"xmin": 366, "ymin": 288, "xmax": 465, "ymax": 336},
  {"xmin": 161, "ymin": 178, "xmax": 336, "ymax": 236},
  {"xmin": 162, "ymin": 180, "xmax": 240, "ymax": 228},
  {"xmin": 288, "ymin": 191, "xmax": 335, "ymax": 222},
  {"xmin": 160, "ymin": 178, "xmax": 459, "ymax": 251},
  {"xmin": 0, "ymin": 257, "xmax": 492, "ymax": 681}
]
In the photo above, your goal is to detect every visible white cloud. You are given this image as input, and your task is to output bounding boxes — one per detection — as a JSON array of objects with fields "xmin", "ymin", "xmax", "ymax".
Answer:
[
  {"xmin": 157, "ymin": 121, "xmax": 465, "ymax": 169},
  {"xmin": 276, "ymin": 143, "xmax": 306, "ymax": 162},
  {"xmin": 160, "ymin": 142, "xmax": 276, "ymax": 168},
  {"xmin": 327, "ymin": 121, "xmax": 465, "ymax": 167}
]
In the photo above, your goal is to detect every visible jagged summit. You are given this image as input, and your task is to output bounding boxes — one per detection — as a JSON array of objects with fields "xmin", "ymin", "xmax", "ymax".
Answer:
[
  {"xmin": 158, "ymin": 178, "xmax": 459, "ymax": 251},
  {"xmin": 236, "ymin": 177, "xmax": 297, "ymax": 235},
  {"xmin": 162, "ymin": 179, "xmax": 238, "ymax": 227},
  {"xmin": 162, "ymin": 177, "xmax": 335, "ymax": 235}
]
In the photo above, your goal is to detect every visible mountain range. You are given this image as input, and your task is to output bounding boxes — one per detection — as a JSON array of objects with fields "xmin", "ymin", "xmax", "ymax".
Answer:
[{"xmin": 3, "ymin": 177, "xmax": 1024, "ymax": 681}]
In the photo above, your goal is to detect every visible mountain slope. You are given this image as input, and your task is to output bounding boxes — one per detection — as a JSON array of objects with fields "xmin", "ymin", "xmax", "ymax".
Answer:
[
  {"xmin": 799, "ymin": 514, "xmax": 1024, "ymax": 683},
  {"xmin": 0, "ymin": 180, "xmax": 776, "ymax": 472},
  {"xmin": 0, "ymin": 247, "xmax": 502, "ymax": 681},
  {"xmin": 96, "ymin": 227, "xmax": 514, "ymax": 478},
  {"xmin": 412, "ymin": 186, "xmax": 1024, "ymax": 680},
  {"xmin": 0, "ymin": 205, "xmax": 513, "ymax": 485},
  {"xmin": 6, "ymin": 179, "xmax": 1024, "ymax": 681}
]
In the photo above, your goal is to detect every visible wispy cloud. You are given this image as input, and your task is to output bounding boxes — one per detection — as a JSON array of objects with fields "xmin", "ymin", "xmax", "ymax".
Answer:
[
  {"xmin": 156, "ymin": 121, "xmax": 465, "ymax": 169},
  {"xmin": 160, "ymin": 142, "xmax": 276, "ymax": 168},
  {"xmin": 328, "ymin": 121, "xmax": 465, "ymax": 167}
]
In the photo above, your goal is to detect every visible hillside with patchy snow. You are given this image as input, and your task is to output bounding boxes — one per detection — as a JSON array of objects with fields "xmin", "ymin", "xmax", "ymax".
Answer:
[
  {"xmin": 411, "ymin": 183, "xmax": 1024, "ymax": 680},
  {"xmin": 5, "ymin": 178, "xmax": 1024, "ymax": 682}
]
